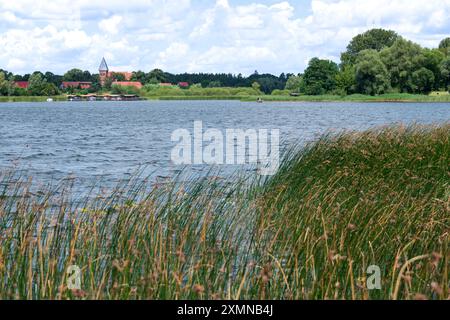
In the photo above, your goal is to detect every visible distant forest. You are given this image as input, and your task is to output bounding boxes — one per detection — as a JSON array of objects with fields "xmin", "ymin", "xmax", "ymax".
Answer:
[{"xmin": 1, "ymin": 29, "xmax": 450, "ymax": 96}]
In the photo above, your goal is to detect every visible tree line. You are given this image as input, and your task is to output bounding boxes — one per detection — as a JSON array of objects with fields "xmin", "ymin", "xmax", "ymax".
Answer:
[
  {"xmin": 0, "ymin": 67, "xmax": 290, "ymax": 96},
  {"xmin": 1, "ymin": 29, "xmax": 449, "ymax": 96},
  {"xmin": 286, "ymin": 30, "xmax": 450, "ymax": 95},
  {"xmin": 128, "ymin": 69, "xmax": 289, "ymax": 94}
]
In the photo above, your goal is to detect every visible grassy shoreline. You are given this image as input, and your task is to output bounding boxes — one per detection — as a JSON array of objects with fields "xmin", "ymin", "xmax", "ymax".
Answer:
[
  {"xmin": 0, "ymin": 124, "xmax": 448, "ymax": 300},
  {"xmin": 246, "ymin": 93, "xmax": 450, "ymax": 102},
  {"xmin": 1, "ymin": 93, "xmax": 450, "ymax": 103},
  {"xmin": 154, "ymin": 94, "xmax": 450, "ymax": 102},
  {"xmin": 0, "ymin": 95, "xmax": 67, "ymax": 102}
]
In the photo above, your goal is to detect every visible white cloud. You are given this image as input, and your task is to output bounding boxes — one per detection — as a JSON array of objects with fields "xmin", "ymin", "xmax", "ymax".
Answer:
[
  {"xmin": 0, "ymin": 0, "xmax": 449, "ymax": 75},
  {"xmin": 98, "ymin": 15, "xmax": 123, "ymax": 35},
  {"xmin": 227, "ymin": 15, "xmax": 264, "ymax": 29},
  {"xmin": 6, "ymin": 58, "xmax": 26, "ymax": 70},
  {"xmin": 155, "ymin": 42, "xmax": 190, "ymax": 70},
  {"xmin": 61, "ymin": 29, "xmax": 92, "ymax": 49},
  {"xmin": 0, "ymin": 11, "xmax": 25, "ymax": 25},
  {"xmin": 188, "ymin": 46, "xmax": 277, "ymax": 74}
]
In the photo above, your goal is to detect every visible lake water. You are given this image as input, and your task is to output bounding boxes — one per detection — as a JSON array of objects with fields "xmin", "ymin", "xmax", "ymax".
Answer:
[{"xmin": 0, "ymin": 100, "xmax": 448, "ymax": 191}]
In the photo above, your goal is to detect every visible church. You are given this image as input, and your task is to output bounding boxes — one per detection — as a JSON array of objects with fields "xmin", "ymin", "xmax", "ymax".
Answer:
[{"xmin": 99, "ymin": 57, "xmax": 142, "ymax": 89}]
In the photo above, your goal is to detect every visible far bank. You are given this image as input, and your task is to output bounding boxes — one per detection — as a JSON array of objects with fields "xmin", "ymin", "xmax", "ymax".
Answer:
[{"xmin": 1, "ymin": 92, "xmax": 450, "ymax": 103}]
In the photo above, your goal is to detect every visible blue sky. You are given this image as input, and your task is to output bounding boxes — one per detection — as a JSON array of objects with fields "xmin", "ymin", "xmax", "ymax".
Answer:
[{"xmin": 0, "ymin": 0, "xmax": 449, "ymax": 75}]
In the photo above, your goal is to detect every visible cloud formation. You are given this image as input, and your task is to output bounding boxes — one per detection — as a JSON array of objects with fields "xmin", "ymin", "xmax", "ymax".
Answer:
[{"xmin": 0, "ymin": 0, "xmax": 449, "ymax": 75}]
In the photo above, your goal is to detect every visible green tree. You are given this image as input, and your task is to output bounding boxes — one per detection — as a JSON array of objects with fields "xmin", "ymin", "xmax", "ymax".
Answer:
[
  {"xmin": 63, "ymin": 68, "xmax": 85, "ymax": 81},
  {"xmin": 0, "ymin": 72, "xmax": 8, "ymax": 95},
  {"xmin": 14, "ymin": 74, "xmax": 30, "ymax": 81},
  {"xmin": 302, "ymin": 58, "xmax": 339, "ymax": 95},
  {"xmin": 422, "ymin": 49, "xmax": 445, "ymax": 90},
  {"xmin": 381, "ymin": 39, "xmax": 426, "ymax": 92},
  {"xmin": 28, "ymin": 72, "xmax": 48, "ymax": 96},
  {"xmin": 0, "ymin": 69, "xmax": 14, "ymax": 81},
  {"xmin": 208, "ymin": 81, "xmax": 222, "ymax": 88},
  {"xmin": 148, "ymin": 69, "xmax": 167, "ymax": 83},
  {"xmin": 44, "ymin": 71, "xmax": 63, "ymax": 87},
  {"xmin": 341, "ymin": 29, "xmax": 399, "ymax": 66},
  {"xmin": 13, "ymin": 87, "xmax": 27, "ymax": 96},
  {"xmin": 82, "ymin": 70, "xmax": 92, "ymax": 81},
  {"xmin": 103, "ymin": 77, "xmax": 113, "ymax": 90},
  {"xmin": 252, "ymin": 81, "xmax": 261, "ymax": 92},
  {"xmin": 111, "ymin": 72, "xmax": 126, "ymax": 81},
  {"xmin": 354, "ymin": 50, "xmax": 390, "ymax": 95},
  {"xmin": 411, "ymin": 67, "xmax": 435, "ymax": 94},
  {"xmin": 256, "ymin": 77, "xmax": 283, "ymax": 94},
  {"xmin": 147, "ymin": 77, "xmax": 160, "ymax": 85},
  {"xmin": 43, "ymin": 82, "xmax": 59, "ymax": 96},
  {"xmin": 439, "ymin": 37, "xmax": 450, "ymax": 56},
  {"xmin": 89, "ymin": 74, "xmax": 101, "ymax": 93},
  {"xmin": 440, "ymin": 57, "xmax": 450, "ymax": 90},
  {"xmin": 335, "ymin": 66, "xmax": 356, "ymax": 95},
  {"xmin": 131, "ymin": 71, "xmax": 147, "ymax": 84},
  {"xmin": 6, "ymin": 79, "xmax": 17, "ymax": 96},
  {"xmin": 285, "ymin": 75, "xmax": 302, "ymax": 92}
]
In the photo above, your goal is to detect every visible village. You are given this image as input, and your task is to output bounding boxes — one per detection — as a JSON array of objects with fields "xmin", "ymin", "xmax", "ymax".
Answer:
[{"xmin": 11, "ymin": 57, "xmax": 190, "ymax": 101}]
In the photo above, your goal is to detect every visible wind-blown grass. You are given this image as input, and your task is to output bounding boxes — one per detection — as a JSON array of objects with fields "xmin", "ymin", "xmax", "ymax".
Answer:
[{"xmin": 0, "ymin": 124, "xmax": 448, "ymax": 300}]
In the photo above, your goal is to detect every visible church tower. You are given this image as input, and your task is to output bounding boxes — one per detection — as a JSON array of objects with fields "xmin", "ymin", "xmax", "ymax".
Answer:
[{"xmin": 99, "ymin": 57, "xmax": 109, "ymax": 86}]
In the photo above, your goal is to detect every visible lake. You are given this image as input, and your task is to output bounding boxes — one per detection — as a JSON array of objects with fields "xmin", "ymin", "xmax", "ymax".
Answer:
[{"xmin": 0, "ymin": 100, "xmax": 448, "ymax": 192}]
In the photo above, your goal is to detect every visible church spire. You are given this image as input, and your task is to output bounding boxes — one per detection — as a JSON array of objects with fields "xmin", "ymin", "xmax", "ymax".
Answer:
[
  {"xmin": 99, "ymin": 57, "xmax": 109, "ymax": 72},
  {"xmin": 99, "ymin": 57, "xmax": 109, "ymax": 86}
]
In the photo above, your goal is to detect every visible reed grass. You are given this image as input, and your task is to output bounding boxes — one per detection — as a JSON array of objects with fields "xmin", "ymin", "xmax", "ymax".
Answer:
[{"xmin": 0, "ymin": 124, "xmax": 448, "ymax": 300}]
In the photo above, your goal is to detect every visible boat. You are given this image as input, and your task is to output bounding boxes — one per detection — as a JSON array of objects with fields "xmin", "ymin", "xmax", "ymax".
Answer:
[
  {"xmin": 256, "ymin": 98, "xmax": 263, "ymax": 103},
  {"xmin": 46, "ymin": 98, "xmax": 54, "ymax": 102}
]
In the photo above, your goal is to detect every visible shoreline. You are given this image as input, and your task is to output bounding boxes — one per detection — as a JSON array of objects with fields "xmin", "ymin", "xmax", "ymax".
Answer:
[{"xmin": 1, "ymin": 93, "xmax": 450, "ymax": 103}]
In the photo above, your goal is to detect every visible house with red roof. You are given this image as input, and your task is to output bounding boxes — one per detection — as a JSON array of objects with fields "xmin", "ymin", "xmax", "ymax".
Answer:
[
  {"xmin": 178, "ymin": 82, "xmax": 189, "ymax": 88},
  {"xmin": 14, "ymin": 81, "xmax": 29, "ymax": 89},
  {"xmin": 112, "ymin": 81, "xmax": 143, "ymax": 89},
  {"xmin": 62, "ymin": 81, "xmax": 92, "ymax": 89}
]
